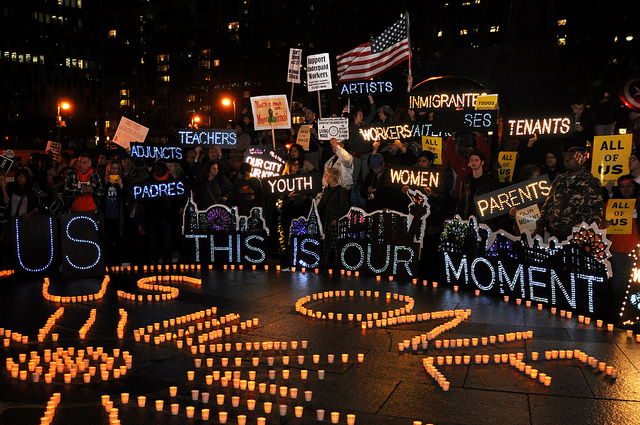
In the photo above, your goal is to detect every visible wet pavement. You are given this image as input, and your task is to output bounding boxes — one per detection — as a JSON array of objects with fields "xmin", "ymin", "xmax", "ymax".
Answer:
[{"xmin": 1, "ymin": 265, "xmax": 639, "ymax": 425}]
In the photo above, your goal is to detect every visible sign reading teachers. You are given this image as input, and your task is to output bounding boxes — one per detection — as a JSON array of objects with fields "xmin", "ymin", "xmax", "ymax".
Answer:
[
  {"xmin": 261, "ymin": 172, "xmax": 322, "ymax": 198},
  {"xmin": 318, "ymin": 118, "xmax": 349, "ymax": 141},
  {"xmin": 112, "ymin": 117, "xmax": 149, "ymax": 149},
  {"xmin": 177, "ymin": 129, "xmax": 237, "ymax": 148},
  {"xmin": 306, "ymin": 53, "xmax": 332, "ymax": 92},
  {"xmin": 130, "ymin": 145, "xmax": 183, "ymax": 160},
  {"xmin": 244, "ymin": 147, "xmax": 286, "ymax": 178},
  {"xmin": 250, "ymin": 95, "xmax": 292, "ymax": 131},
  {"xmin": 474, "ymin": 175, "xmax": 552, "ymax": 221},
  {"xmin": 591, "ymin": 134, "xmax": 632, "ymax": 186}
]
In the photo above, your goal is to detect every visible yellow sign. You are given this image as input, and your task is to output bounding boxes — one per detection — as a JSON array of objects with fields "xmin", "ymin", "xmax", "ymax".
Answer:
[
  {"xmin": 515, "ymin": 204, "xmax": 541, "ymax": 234},
  {"xmin": 591, "ymin": 134, "xmax": 633, "ymax": 186},
  {"xmin": 296, "ymin": 125, "xmax": 311, "ymax": 150},
  {"xmin": 475, "ymin": 94, "xmax": 498, "ymax": 110},
  {"xmin": 606, "ymin": 198, "xmax": 636, "ymax": 234},
  {"xmin": 421, "ymin": 136, "xmax": 442, "ymax": 165},
  {"xmin": 497, "ymin": 151, "xmax": 517, "ymax": 183}
]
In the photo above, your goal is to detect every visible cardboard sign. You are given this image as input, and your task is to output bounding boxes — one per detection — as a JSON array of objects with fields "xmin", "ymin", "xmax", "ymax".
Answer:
[
  {"xmin": 112, "ymin": 116, "xmax": 149, "ymax": 149},
  {"xmin": 60, "ymin": 214, "xmax": 106, "ymax": 278},
  {"xmin": 46, "ymin": 141, "xmax": 62, "ymax": 161},
  {"xmin": 338, "ymin": 81, "xmax": 395, "ymax": 96},
  {"xmin": 388, "ymin": 167, "xmax": 442, "ymax": 190},
  {"xmin": 0, "ymin": 155, "xmax": 13, "ymax": 176},
  {"xmin": 250, "ymin": 95, "xmax": 292, "ymax": 131},
  {"xmin": 177, "ymin": 129, "xmax": 237, "ymax": 149},
  {"xmin": 408, "ymin": 91, "xmax": 487, "ymax": 111},
  {"xmin": 506, "ymin": 117, "xmax": 572, "ymax": 137},
  {"xmin": 497, "ymin": 151, "xmax": 517, "ymax": 183},
  {"xmin": 261, "ymin": 172, "xmax": 322, "ymax": 198},
  {"xmin": 244, "ymin": 146, "xmax": 286, "ymax": 178},
  {"xmin": 130, "ymin": 144, "xmax": 183, "ymax": 160},
  {"xmin": 515, "ymin": 204, "xmax": 541, "ymax": 234},
  {"xmin": 306, "ymin": 53, "xmax": 332, "ymax": 92},
  {"xmin": 591, "ymin": 134, "xmax": 633, "ymax": 186},
  {"xmin": 474, "ymin": 175, "xmax": 552, "ymax": 221},
  {"xmin": 296, "ymin": 125, "xmax": 311, "ymax": 150},
  {"xmin": 287, "ymin": 48, "xmax": 302, "ymax": 84},
  {"xmin": 606, "ymin": 199, "xmax": 636, "ymax": 234},
  {"xmin": 318, "ymin": 118, "xmax": 349, "ymax": 141},
  {"xmin": 421, "ymin": 136, "xmax": 443, "ymax": 165},
  {"xmin": 131, "ymin": 179, "xmax": 189, "ymax": 201},
  {"xmin": 475, "ymin": 94, "xmax": 499, "ymax": 110}
]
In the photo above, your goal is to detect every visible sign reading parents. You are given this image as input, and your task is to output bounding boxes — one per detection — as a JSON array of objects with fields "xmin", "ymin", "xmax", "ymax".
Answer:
[
  {"xmin": 130, "ymin": 145, "xmax": 183, "ymax": 160},
  {"xmin": 261, "ymin": 172, "xmax": 322, "ymax": 198},
  {"xmin": 112, "ymin": 117, "xmax": 149, "ymax": 149},
  {"xmin": 474, "ymin": 175, "xmax": 552, "ymax": 221},
  {"xmin": 591, "ymin": 134, "xmax": 632, "ymax": 186},
  {"xmin": 388, "ymin": 167, "xmax": 442, "ymax": 190},
  {"xmin": 177, "ymin": 129, "xmax": 237, "ymax": 148},
  {"xmin": 306, "ymin": 53, "xmax": 332, "ymax": 92},
  {"xmin": 287, "ymin": 48, "xmax": 302, "ymax": 84},
  {"xmin": 250, "ymin": 95, "xmax": 292, "ymax": 131},
  {"xmin": 318, "ymin": 118, "xmax": 349, "ymax": 140},
  {"xmin": 245, "ymin": 146, "xmax": 286, "ymax": 178}
]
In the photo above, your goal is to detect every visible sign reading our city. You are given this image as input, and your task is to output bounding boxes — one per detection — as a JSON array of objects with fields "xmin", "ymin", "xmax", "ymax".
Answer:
[
  {"xmin": 177, "ymin": 129, "xmax": 237, "ymax": 148},
  {"xmin": 130, "ymin": 144, "xmax": 183, "ymax": 161},
  {"xmin": 506, "ymin": 117, "xmax": 572, "ymax": 137},
  {"xmin": 244, "ymin": 146, "xmax": 286, "ymax": 179},
  {"xmin": 261, "ymin": 172, "xmax": 322, "ymax": 198},
  {"xmin": 474, "ymin": 175, "xmax": 552, "ymax": 221},
  {"xmin": 338, "ymin": 81, "xmax": 395, "ymax": 96},
  {"xmin": 408, "ymin": 91, "xmax": 487, "ymax": 111}
]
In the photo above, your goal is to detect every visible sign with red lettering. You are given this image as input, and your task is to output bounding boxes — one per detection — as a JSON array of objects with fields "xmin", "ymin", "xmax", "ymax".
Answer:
[{"xmin": 250, "ymin": 95, "xmax": 292, "ymax": 131}]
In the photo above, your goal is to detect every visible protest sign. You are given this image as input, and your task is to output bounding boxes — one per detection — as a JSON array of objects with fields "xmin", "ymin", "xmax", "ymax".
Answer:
[
  {"xmin": 591, "ymin": 134, "xmax": 632, "ymax": 185},
  {"xmin": 359, "ymin": 122, "xmax": 448, "ymax": 143},
  {"xmin": 250, "ymin": 95, "xmax": 292, "ymax": 131},
  {"xmin": 287, "ymin": 48, "xmax": 302, "ymax": 84},
  {"xmin": 506, "ymin": 117, "xmax": 572, "ymax": 137},
  {"xmin": 131, "ymin": 179, "xmax": 190, "ymax": 201},
  {"xmin": 318, "ymin": 118, "xmax": 349, "ymax": 141},
  {"xmin": 606, "ymin": 198, "xmax": 636, "ymax": 234},
  {"xmin": 475, "ymin": 94, "xmax": 499, "ymax": 110},
  {"xmin": 0, "ymin": 155, "xmax": 13, "ymax": 176},
  {"xmin": 244, "ymin": 146, "xmax": 286, "ymax": 178},
  {"xmin": 408, "ymin": 91, "xmax": 487, "ymax": 111},
  {"xmin": 112, "ymin": 117, "xmax": 149, "ymax": 149},
  {"xmin": 60, "ymin": 214, "xmax": 106, "ymax": 278},
  {"xmin": 177, "ymin": 129, "xmax": 237, "ymax": 149},
  {"xmin": 307, "ymin": 53, "xmax": 332, "ymax": 92},
  {"xmin": 435, "ymin": 110, "xmax": 498, "ymax": 132},
  {"xmin": 497, "ymin": 151, "xmax": 517, "ymax": 183},
  {"xmin": 388, "ymin": 167, "xmax": 442, "ymax": 190},
  {"xmin": 261, "ymin": 172, "xmax": 322, "ymax": 198},
  {"xmin": 130, "ymin": 144, "xmax": 183, "ymax": 160},
  {"xmin": 46, "ymin": 141, "xmax": 62, "ymax": 161},
  {"xmin": 296, "ymin": 125, "xmax": 311, "ymax": 150},
  {"xmin": 474, "ymin": 175, "xmax": 552, "ymax": 221},
  {"xmin": 338, "ymin": 81, "xmax": 395, "ymax": 96},
  {"xmin": 515, "ymin": 204, "xmax": 541, "ymax": 234},
  {"xmin": 421, "ymin": 136, "xmax": 443, "ymax": 165}
]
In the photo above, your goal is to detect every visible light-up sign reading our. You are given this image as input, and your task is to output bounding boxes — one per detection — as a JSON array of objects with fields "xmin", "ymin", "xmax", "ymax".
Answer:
[
  {"xmin": 408, "ymin": 91, "xmax": 487, "ymax": 110},
  {"xmin": 506, "ymin": 117, "xmax": 572, "ymax": 137},
  {"xmin": 130, "ymin": 145, "xmax": 183, "ymax": 160},
  {"xmin": 473, "ymin": 175, "xmax": 551, "ymax": 221},
  {"xmin": 245, "ymin": 147, "xmax": 286, "ymax": 178},
  {"xmin": 261, "ymin": 173, "xmax": 322, "ymax": 198},
  {"xmin": 177, "ymin": 129, "xmax": 237, "ymax": 148},
  {"xmin": 338, "ymin": 81, "xmax": 394, "ymax": 96},
  {"xmin": 132, "ymin": 180, "xmax": 189, "ymax": 201}
]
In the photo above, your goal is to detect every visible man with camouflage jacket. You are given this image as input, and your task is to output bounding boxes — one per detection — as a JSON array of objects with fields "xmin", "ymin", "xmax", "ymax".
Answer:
[{"xmin": 533, "ymin": 147, "xmax": 603, "ymax": 240}]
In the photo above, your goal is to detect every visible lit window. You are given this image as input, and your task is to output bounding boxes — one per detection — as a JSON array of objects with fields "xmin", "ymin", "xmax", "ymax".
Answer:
[
  {"xmin": 66, "ymin": 58, "xmax": 71, "ymax": 67},
  {"xmin": 159, "ymin": 76, "xmax": 170, "ymax": 82},
  {"xmin": 557, "ymin": 19, "xmax": 566, "ymax": 26},
  {"xmin": 614, "ymin": 36, "xmax": 618, "ymax": 42},
  {"xmin": 109, "ymin": 29, "xmax": 116, "ymax": 37},
  {"xmin": 462, "ymin": 1, "xmax": 471, "ymax": 5},
  {"xmin": 557, "ymin": 37, "xmax": 566, "ymax": 46},
  {"xmin": 78, "ymin": 0, "xmax": 82, "ymax": 7},
  {"xmin": 157, "ymin": 54, "xmax": 168, "ymax": 63},
  {"xmin": 213, "ymin": 60, "xmax": 220, "ymax": 67},
  {"xmin": 475, "ymin": 0, "xmax": 480, "ymax": 3},
  {"xmin": 460, "ymin": 29, "xmax": 468, "ymax": 35},
  {"xmin": 120, "ymin": 89, "xmax": 129, "ymax": 96},
  {"xmin": 490, "ymin": 26, "xmax": 499, "ymax": 32},
  {"xmin": 199, "ymin": 60, "xmax": 210, "ymax": 69},
  {"xmin": 119, "ymin": 99, "xmax": 130, "ymax": 107},
  {"xmin": 157, "ymin": 64, "xmax": 169, "ymax": 72},
  {"xmin": 228, "ymin": 21, "xmax": 239, "ymax": 31},
  {"xmin": 187, "ymin": 95, "xmax": 196, "ymax": 103},
  {"xmin": 444, "ymin": 3, "xmax": 449, "ymax": 7},
  {"xmin": 199, "ymin": 49, "xmax": 210, "ymax": 57},
  {"xmin": 626, "ymin": 35, "xmax": 634, "ymax": 42},
  {"xmin": 437, "ymin": 30, "xmax": 443, "ymax": 37}
]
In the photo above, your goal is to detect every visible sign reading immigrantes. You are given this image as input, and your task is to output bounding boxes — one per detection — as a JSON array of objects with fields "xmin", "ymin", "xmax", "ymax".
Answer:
[
  {"xmin": 177, "ymin": 129, "xmax": 237, "ymax": 148},
  {"xmin": 506, "ymin": 117, "xmax": 572, "ymax": 137},
  {"xmin": 388, "ymin": 167, "xmax": 442, "ymax": 190},
  {"xmin": 408, "ymin": 91, "xmax": 487, "ymax": 111},
  {"xmin": 250, "ymin": 94, "xmax": 292, "ymax": 131},
  {"xmin": 130, "ymin": 144, "xmax": 183, "ymax": 161},
  {"xmin": 338, "ymin": 81, "xmax": 395, "ymax": 96},
  {"xmin": 473, "ymin": 175, "xmax": 552, "ymax": 221}
]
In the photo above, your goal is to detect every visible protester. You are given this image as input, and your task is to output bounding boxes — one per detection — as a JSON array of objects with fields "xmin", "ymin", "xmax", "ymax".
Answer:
[
  {"xmin": 101, "ymin": 160, "xmax": 128, "ymax": 266},
  {"xmin": 321, "ymin": 138, "xmax": 354, "ymax": 190},
  {"xmin": 284, "ymin": 144, "xmax": 314, "ymax": 173},
  {"xmin": 63, "ymin": 153, "xmax": 105, "ymax": 213},
  {"xmin": 1, "ymin": 169, "xmax": 39, "ymax": 220},
  {"xmin": 455, "ymin": 148, "xmax": 498, "ymax": 220},
  {"xmin": 144, "ymin": 162, "xmax": 174, "ymax": 264},
  {"xmin": 443, "ymin": 132, "xmax": 492, "ymax": 198},
  {"xmin": 318, "ymin": 167, "xmax": 350, "ymax": 268},
  {"xmin": 280, "ymin": 157, "xmax": 313, "ymax": 268},
  {"xmin": 192, "ymin": 162, "xmax": 232, "ymax": 209},
  {"xmin": 227, "ymin": 162, "xmax": 264, "ymax": 216}
]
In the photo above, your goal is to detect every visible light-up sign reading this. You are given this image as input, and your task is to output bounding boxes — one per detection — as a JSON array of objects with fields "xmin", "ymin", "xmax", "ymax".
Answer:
[
  {"xmin": 506, "ymin": 118, "xmax": 572, "ymax": 137},
  {"xmin": 261, "ymin": 172, "xmax": 322, "ymax": 198},
  {"xmin": 388, "ymin": 167, "xmax": 442, "ymax": 190},
  {"xmin": 130, "ymin": 145, "xmax": 183, "ymax": 161},
  {"xmin": 408, "ymin": 91, "xmax": 487, "ymax": 110},
  {"xmin": 338, "ymin": 81, "xmax": 394, "ymax": 96},
  {"xmin": 473, "ymin": 175, "xmax": 552, "ymax": 221},
  {"xmin": 132, "ymin": 180, "xmax": 189, "ymax": 201},
  {"xmin": 177, "ymin": 129, "xmax": 237, "ymax": 148}
]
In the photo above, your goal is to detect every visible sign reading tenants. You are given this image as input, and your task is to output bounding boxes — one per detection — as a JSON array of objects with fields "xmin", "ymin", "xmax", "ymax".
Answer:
[{"xmin": 474, "ymin": 175, "xmax": 552, "ymax": 221}]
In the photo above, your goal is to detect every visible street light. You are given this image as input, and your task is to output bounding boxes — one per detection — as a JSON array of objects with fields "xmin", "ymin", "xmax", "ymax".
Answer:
[
  {"xmin": 221, "ymin": 97, "xmax": 236, "ymax": 121},
  {"xmin": 191, "ymin": 115, "xmax": 201, "ymax": 128},
  {"xmin": 57, "ymin": 101, "xmax": 71, "ymax": 144}
]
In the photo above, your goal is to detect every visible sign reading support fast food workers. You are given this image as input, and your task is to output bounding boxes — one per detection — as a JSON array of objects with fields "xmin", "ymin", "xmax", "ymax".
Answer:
[
  {"xmin": 250, "ymin": 95, "xmax": 292, "ymax": 131},
  {"xmin": 318, "ymin": 118, "xmax": 349, "ymax": 141},
  {"xmin": 112, "ymin": 116, "xmax": 149, "ymax": 149},
  {"xmin": 287, "ymin": 48, "xmax": 302, "ymax": 84},
  {"xmin": 591, "ymin": 134, "xmax": 633, "ymax": 186},
  {"xmin": 307, "ymin": 53, "xmax": 332, "ymax": 92}
]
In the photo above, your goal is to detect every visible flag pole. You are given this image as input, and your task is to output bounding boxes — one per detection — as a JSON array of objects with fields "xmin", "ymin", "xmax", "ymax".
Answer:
[{"xmin": 406, "ymin": 11, "xmax": 412, "ymax": 92}]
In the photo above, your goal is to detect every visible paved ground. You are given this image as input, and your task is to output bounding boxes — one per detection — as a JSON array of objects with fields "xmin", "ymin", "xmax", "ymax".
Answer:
[{"xmin": 1, "ymin": 265, "xmax": 640, "ymax": 425}]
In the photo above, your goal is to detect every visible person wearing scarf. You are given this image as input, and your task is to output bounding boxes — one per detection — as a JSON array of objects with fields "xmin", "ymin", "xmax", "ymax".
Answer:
[{"xmin": 63, "ymin": 153, "xmax": 104, "ymax": 213}]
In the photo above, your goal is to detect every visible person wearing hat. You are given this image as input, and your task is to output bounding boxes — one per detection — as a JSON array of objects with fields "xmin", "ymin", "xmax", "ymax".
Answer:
[
  {"xmin": 534, "ymin": 147, "xmax": 603, "ymax": 240},
  {"xmin": 376, "ymin": 105, "xmax": 394, "ymax": 124},
  {"xmin": 321, "ymin": 138, "xmax": 354, "ymax": 190}
]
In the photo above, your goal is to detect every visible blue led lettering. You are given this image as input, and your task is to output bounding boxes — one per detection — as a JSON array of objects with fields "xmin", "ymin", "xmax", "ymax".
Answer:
[
  {"xmin": 65, "ymin": 216, "xmax": 101, "ymax": 270},
  {"xmin": 15, "ymin": 217, "xmax": 54, "ymax": 273}
]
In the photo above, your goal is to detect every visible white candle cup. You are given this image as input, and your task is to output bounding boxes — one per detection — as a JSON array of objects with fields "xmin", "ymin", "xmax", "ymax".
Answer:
[
  {"xmin": 264, "ymin": 402, "xmax": 273, "ymax": 414},
  {"xmin": 202, "ymin": 392, "xmax": 210, "ymax": 403},
  {"xmin": 318, "ymin": 370, "xmax": 325, "ymax": 379},
  {"xmin": 171, "ymin": 403, "xmax": 179, "ymax": 415},
  {"xmin": 279, "ymin": 404, "xmax": 288, "ymax": 416},
  {"xmin": 137, "ymin": 396, "xmax": 146, "ymax": 407},
  {"xmin": 237, "ymin": 414, "xmax": 247, "ymax": 425},
  {"xmin": 317, "ymin": 409, "xmax": 325, "ymax": 421},
  {"xmin": 305, "ymin": 390, "xmax": 313, "ymax": 401},
  {"xmin": 155, "ymin": 400, "xmax": 164, "ymax": 412},
  {"xmin": 295, "ymin": 405, "xmax": 304, "ymax": 418},
  {"xmin": 347, "ymin": 413, "xmax": 356, "ymax": 425},
  {"xmin": 201, "ymin": 408, "xmax": 210, "ymax": 420}
]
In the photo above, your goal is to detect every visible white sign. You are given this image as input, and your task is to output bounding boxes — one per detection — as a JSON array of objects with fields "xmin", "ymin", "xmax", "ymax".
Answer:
[
  {"xmin": 307, "ymin": 53, "xmax": 332, "ymax": 92},
  {"xmin": 318, "ymin": 118, "xmax": 349, "ymax": 141},
  {"xmin": 287, "ymin": 48, "xmax": 302, "ymax": 84},
  {"xmin": 112, "ymin": 117, "xmax": 149, "ymax": 149},
  {"xmin": 515, "ymin": 204, "xmax": 541, "ymax": 234},
  {"xmin": 46, "ymin": 140, "xmax": 62, "ymax": 161}
]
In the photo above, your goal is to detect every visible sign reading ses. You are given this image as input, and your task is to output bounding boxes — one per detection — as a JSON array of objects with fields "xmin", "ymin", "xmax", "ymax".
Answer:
[
  {"xmin": 261, "ymin": 173, "xmax": 322, "ymax": 198},
  {"xmin": 177, "ymin": 129, "xmax": 237, "ymax": 148},
  {"xmin": 130, "ymin": 145, "xmax": 183, "ymax": 161},
  {"xmin": 132, "ymin": 179, "xmax": 189, "ymax": 201},
  {"xmin": 245, "ymin": 147, "xmax": 286, "ymax": 178},
  {"xmin": 287, "ymin": 48, "xmax": 302, "ymax": 84},
  {"xmin": 474, "ymin": 175, "xmax": 552, "ymax": 221},
  {"xmin": 338, "ymin": 81, "xmax": 394, "ymax": 96},
  {"xmin": 506, "ymin": 117, "xmax": 572, "ymax": 137},
  {"xmin": 408, "ymin": 91, "xmax": 487, "ymax": 111},
  {"xmin": 436, "ymin": 110, "xmax": 498, "ymax": 132},
  {"xmin": 388, "ymin": 167, "xmax": 442, "ymax": 190}
]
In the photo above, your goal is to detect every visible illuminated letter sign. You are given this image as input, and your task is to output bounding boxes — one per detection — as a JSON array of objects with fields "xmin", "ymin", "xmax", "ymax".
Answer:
[
  {"xmin": 60, "ymin": 214, "xmax": 106, "ymax": 278},
  {"xmin": 13, "ymin": 216, "xmax": 59, "ymax": 276},
  {"xmin": 130, "ymin": 145, "xmax": 183, "ymax": 161},
  {"xmin": 408, "ymin": 91, "xmax": 487, "ymax": 111},
  {"xmin": 244, "ymin": 147, "xmax": 286, "ymax": 178},
  {"xmin": 506, "ymin": 117, "xmax": 572, "ymax": 137},
  {"xmin": 434, "ymin": 110, "xmax": 498, "ymax": 132},
  {"xmin": 132, "ymin": 179, "xmax": 189, "ymax": 201},
  {"xmin": 388, "ymin": 167, "xmax": 442, "ymax": 190},
  {"xmin": 177, "ymin": 129, "xmax": 237, "ymax": 149},
  {"xmin": 473, "ymin": 175, "xmax": 552, "ymax": 221},
  {"xmin": 338, "ymin": 81, "xmax": 395, "ymax": 96},
  {"xmin": 261, "ymin": 172, "xmax": 322, "ymax": 198},
  {"xmin": 358, "ymin": 123, "xmax": 450, "ymax": 143}
]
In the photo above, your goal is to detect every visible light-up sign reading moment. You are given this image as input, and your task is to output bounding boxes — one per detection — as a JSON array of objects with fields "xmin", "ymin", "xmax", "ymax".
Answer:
[
  {"xmin": 474, "ymin": 175, "xmax": 552, "ymax": 221},
  {"xmin": 177, "ymin": 129, "xmax": 237, "ymax": 148}
]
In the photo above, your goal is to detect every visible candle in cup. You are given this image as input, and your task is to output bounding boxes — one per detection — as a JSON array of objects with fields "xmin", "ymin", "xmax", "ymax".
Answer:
[
  {"xmin": 138, "ymin": 396, "xmax": 146, "ymax": 407},
  {"xmin": 331, "ymin": 411, "xmax": 340, "ymax": 424},
  {"xmin": 155, "ymin": 400, "xmax": 164, "ymax": 411}
]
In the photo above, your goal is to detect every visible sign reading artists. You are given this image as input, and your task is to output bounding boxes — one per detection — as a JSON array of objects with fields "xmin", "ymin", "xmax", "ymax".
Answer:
[
  {"xmin": 474, "ymin": 175, "xmax": 552, "ymax": 221},
  {"xmin": 112, "ymin": 116, "xmax": 149, "ymax": 149},
  {"xmin": 408, "ymin": 91, "xmax": 487, "ymax": 111},
  {"xmin": 388, "ymin": 167, "xmax": 442, "ymax": 191},
  {"xmin": 318, "ymin": 118, "xmax": 349, "ymax": 141},
  {"xmin": 261, "ymin": 172, "xmax": 322, "ymax": 198},
  {"xmin": 130, "ymin": 144, "xmax": 183, "ymax": 161},
  {"xmin": 177, "ymin": 129, "xmax": 237, "ymax": 149},
  {"xmin": 306, "ymin": 53, "xmax": 332, "ymax": 92},
  {"xmin": 338, "ymin": 81, "xmax": 395, "ymax": 96},
  {"xmin": 131, "ymin": 179, "xmax": 190, "ymax": 201},
  {"xmin": 250, "ymin": 95, "xmax": 292, "ymax": 131},
  {"xmin": 591, "ymin": 134, "xmax": 633, "ymax": 186},
  {"xmin": 244, "ymin": 146, "xmax": 286, "ymax": 178},
  {"xmin": 606, "ymin": 198, "xmax": 636, "ymax": 234},
  {"xmin": 506, "ymin": 117, "xmax": 572, "ymax": 138},
  {"xmin": 287, "ymin": 48, "xmax": 302, "ymax": 84}
]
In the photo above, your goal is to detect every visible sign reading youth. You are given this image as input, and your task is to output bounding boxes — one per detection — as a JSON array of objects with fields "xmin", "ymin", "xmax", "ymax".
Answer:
[
  {"xmin": 261, "ymin": 172, "xmax": 322, "ymax": 198},
  {"xmin": 473, "ymin": 175, "xmax": 552, "ymax": 221},
  {"xmin": 177, "ymin": 129, "xmax": 237, "ymax": 148}
]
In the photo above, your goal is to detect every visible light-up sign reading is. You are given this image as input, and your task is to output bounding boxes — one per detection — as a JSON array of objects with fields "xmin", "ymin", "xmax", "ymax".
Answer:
[
  {"xmin": 338, "ymin": 81, "xmax": 394, "ymax": 96},
  {"xmin": 130, "ymin": 145, "xmax": 183, "ymax": 160},
  {"xmin": 388, "ymin": 167, "xmax": 442, "ymax": 190},
  {"xmin": 177, "ymin": 129, "xmax": 237, "ymax": 148},
  {"xmin": 288, "ymin": 201, "xmax": 324, "ymax": 268},
  {"xmin": 408, "ymin": 91, "xmax": 487, "ymax": 110},
  {"xmin": 245, "ymin": 147, "xmax": 286, "ymax": 178},
  {"xmin": 60, "ymin": 214, "xmax": 106, "ymax": 278},
  {"xmin": 506, "ymin": 118, "xmax": 572, "ymax": 137},
  {"xmin": 473, "ymin": 175, "xmax": 551, "ymax": 221},
  {"xmin": 132, "ymin": 180, "xmax": 189, "ymax": 201},
  {"xmin": 261, "ymin": 172, "xmax": 322, "ymax": 198}
]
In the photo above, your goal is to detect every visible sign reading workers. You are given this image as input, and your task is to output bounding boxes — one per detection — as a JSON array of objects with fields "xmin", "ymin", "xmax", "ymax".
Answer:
[
  {"xmin": 287, "ymin": 48, "xmax": 302, "ymax": 84},
  {"xmin": 261, "ymin": 172, "xmax": 322, "ymax": 198},
  {"xmin": 591, "ymin": 134, "xmax": 633, "ymax": 186},
  {"xmin": 388, "ymin": 167, "xmax": 442, "ymax": 190},
  {"xmin": 250, "ymin": 95, "xmax": 292, "ymax": 131},
  {"xmin": 112, "ymin": 117, "xmax": 149, "ymax": 149},
  {"xmin": 245, "ymin": 146, "xmax": 286, "ymax": 178},
  {"xmin": 474, "ymin": 175, "xmax": 552, "ymax": 221},
  {"xmin": 318, "ymin": 118, "xmax": 349, "ymax": 141},
  {"xmin": 306, "ymin": 53, "xmax": 332, "ymax": 92},
  {"xmin": 177, "ymin": 129, "xmax": 237, "ymax": 148},
  {"xmin": 359, "ymin": 122, "xmax": 448, "ymax": 143},
  {"xmin": 506, "ymin": 117, "xmax": 572, "ymax": 137}
]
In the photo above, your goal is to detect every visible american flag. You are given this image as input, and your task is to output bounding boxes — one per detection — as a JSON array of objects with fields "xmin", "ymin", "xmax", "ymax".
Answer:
[{"xmin": 337, "ymin": 16, "xmax": 410, "ymax": 82}]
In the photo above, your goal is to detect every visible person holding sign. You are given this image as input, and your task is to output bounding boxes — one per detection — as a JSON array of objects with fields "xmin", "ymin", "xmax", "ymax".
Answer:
[
  {"xmin": 318, "ymin": 167, "xmax": 350, "ymax": 268},
  {"xmin": 455, "ymin": 149, "xmax": 498, "ymax": 221},
  {"xmin": 322, "ymin": 138, "xmax": 354, "ymax": 190},
  {"xmin": 227, "ymin": 162, "xmax": 264, "ymax": 217},
  {"xmin": 63, "ymin": 153, "xmax": 105, "ymax": 213}
]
